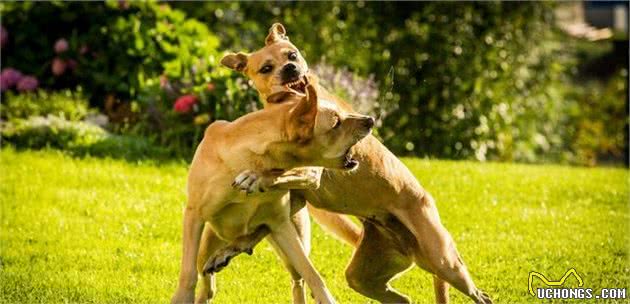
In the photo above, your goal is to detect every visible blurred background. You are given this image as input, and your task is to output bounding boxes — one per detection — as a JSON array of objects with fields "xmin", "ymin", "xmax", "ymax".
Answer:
[{"xmin": 1, "ymin": 1, "xmax": 628, "ymax": 166}]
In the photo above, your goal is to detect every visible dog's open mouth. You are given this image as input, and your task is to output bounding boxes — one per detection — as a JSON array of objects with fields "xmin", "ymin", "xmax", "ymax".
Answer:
[
  {"xmin": 283, "ymin": 76, "xmax": 307, "ymax": 94},
  {"xmin": 342, "ymin": 150, "xmax": 359, "ymax": 170}
]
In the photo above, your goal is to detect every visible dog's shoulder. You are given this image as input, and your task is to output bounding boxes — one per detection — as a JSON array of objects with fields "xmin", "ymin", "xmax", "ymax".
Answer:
[
  {"xmin": 200, "ymin": 120, "xmax": 233, "ymax": 150},
  {"xmin": 204, "ymin": 120, "xmax": 230, "ymax": 137}
]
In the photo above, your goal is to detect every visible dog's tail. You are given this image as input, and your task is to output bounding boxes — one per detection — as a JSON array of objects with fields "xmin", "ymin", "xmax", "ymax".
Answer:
[{"xmin": 307, "ymin": 205, "xmax": 361, "ymax": 247}]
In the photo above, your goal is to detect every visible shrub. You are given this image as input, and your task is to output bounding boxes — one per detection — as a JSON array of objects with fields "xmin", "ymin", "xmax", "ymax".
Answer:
[
  {"xmin": 0, "ymin": 115, "xmax": 172, "ymax": 161},
  {"xmin": 174, "ymin": 2, "xmax": 608, "ymax": 163},
  {"xmin": 0, "ymin": 88, "xmax": 173, "ymax": 161},
  {"xmin": 3, "ymin": 2, "xmax": 625, "ymax": 164},
  {"xmin": 568, "ymin": 69, "xmax": 628, "ymax": 166},
  {"xmin": 1, "ymin": 2, "xmax": 259, "ymax": 157},
  {"xmin": 1, "ymin": 115, "xmax": 107, "ymax": 150},
  {"xmin": 1, "ymin": 89, "xmax": 89, "ymax": 121},
  {"xmin": 312, "ymin": 61, "xmax": 394, "ymax": 131}
]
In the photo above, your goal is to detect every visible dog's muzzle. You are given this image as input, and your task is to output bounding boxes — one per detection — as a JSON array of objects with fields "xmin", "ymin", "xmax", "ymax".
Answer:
[
  {"xmin": 281, "ymin": 63, "xmax": 300, "ymax": 80},
  {"xmin": 281, "ymin": 65, "xmax": 307, "ymax": 93}
]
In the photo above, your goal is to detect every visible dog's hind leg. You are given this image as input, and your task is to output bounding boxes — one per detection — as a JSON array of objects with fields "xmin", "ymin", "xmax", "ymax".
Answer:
[
  {"xmin": 308, "ymin": 204, "xmax": 361, "ymax": 247},
  {"xmin": 195, "ymin": 224, "xmax": 226, "ymax": 304},
  {"xmin": 392, "ymin": 193, "xmax": 492, "ymax": 304},
  {"xmin": 345, "ymin": 221, "xmax": 413, "ymax": 303}
]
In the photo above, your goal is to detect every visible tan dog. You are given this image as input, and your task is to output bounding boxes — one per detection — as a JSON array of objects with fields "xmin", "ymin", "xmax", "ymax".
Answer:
[
  {"xmin": 206, "ymin": 23, "xmax": 494, "ymax": 304},
  {"xmin": 170, "ymin": 82, "xmax": 374, "ymax": 304}
]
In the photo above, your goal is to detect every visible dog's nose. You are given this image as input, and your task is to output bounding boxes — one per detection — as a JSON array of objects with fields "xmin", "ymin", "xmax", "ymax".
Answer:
[
  {"xmin": 364, "ymin": 117, "xmax": 375, "ymax": 129},
  {"xmin": 283, "ymin": 63, "xmax": 297, "ymax": 73}
]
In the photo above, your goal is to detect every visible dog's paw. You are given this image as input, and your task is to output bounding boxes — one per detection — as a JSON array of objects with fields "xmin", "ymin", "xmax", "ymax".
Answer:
[
  {"xmin": 232, "ymin": 170, "xmax": 270, "ymax": 194},
  {"xmin": 202, "ymin": 245, "xmax": 253, "ymax": 275},
  {"xmin": 475, "ymin": 290, "xmax": 492, "ymax": 304}
]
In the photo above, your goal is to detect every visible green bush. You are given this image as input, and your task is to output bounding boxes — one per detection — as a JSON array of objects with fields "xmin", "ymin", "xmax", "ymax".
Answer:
[
  {"xmin": 0, "ymin": 88, "xmax": 173, "ymax": 161},
  {"xmin": 175, "ymin": 2, "xmax": 617, "ymax": 163},
  {"xmin": 568, "ymin": 69, "xmax": 628, "ymax": 166},
  {"xmin": 1, "ymin": 89, "xmax": 89, "ymax": 121},
  {"xmin": 312, "ymin": 62, "xmax": 394, "ymax": 132},
  {"xmin": 1, "ymin": 115, "xmax": 107, "ymax": 150},
  {"xmin": 1, "ymin": 1, "xmax": 259, "ymax": 157},
  {"xmin": 0, "ymin": 115, "xmax": 172, "ymax": 161},
  {"xmin": 3, "ymin": 2, "xmax": 626, "ymax": 164}
]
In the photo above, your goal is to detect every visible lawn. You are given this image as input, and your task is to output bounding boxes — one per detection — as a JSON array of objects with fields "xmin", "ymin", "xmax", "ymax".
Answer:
[{"xmin": 1, "ymin": 148, "xmax": 628, "ymax": 303}]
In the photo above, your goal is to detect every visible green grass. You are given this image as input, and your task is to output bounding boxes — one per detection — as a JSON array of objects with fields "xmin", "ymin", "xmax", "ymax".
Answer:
[{"xmin": 1, "ymin": 148, "xmax": 628, "ymax": 303}]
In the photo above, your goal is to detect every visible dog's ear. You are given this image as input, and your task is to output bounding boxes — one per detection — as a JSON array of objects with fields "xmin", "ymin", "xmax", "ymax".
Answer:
[
  {"xmin": 265, "ymin": 23, "xmax": 289, "ymax": 46},
  {"xmin": 288, "ymin": 84, "xmax": 318, "ymax": 142},
  {"xmin": 220, "ymin": 52, "xmax": 248, "ymax": 72}
]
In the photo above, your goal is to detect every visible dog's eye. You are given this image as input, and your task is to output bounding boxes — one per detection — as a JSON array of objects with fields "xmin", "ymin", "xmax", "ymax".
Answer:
[
  {"xmin": 259, "ymin": 65, "xmax": 273, "ymax": 74},
  {"xmin": 288, "ymin": 52, "xmax": 298, "ymax": 61},
  {"xmin": 332, "ymin": 118, "xmax": 341, "ymax": 129}
]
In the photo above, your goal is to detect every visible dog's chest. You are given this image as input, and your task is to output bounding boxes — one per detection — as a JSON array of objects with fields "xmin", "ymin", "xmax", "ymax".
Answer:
[{"xmin": 208, "ymin": 191, "xmax": 291, "ymax": 241}]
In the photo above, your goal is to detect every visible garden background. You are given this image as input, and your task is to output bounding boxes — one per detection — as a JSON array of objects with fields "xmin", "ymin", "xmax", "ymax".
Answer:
[
  {"xmin": 1, "ymin": 1, "xmax": 629, "ymax": 303},
  {"xmin": 1, "ymin": 1, "xmax": 627, "ymax": 165}
]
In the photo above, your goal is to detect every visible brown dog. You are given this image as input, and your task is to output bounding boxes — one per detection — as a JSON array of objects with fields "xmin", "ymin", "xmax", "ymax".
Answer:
[
  {"xmin": 171, "ymin": 82, "xmax": 374, "ymax": 304},
  {"xmin": 206, "ymin": 23, "xmax": 493, "ymax": 304}
]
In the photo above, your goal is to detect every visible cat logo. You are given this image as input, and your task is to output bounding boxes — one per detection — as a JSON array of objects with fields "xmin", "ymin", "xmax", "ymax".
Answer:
[
  {"xmin": 529, "ymin": 268, "xmax": 627, "ymax": 300},
  {"xmin": 528, "ymin": 268, "xmax": 584, "ymax": 296}
]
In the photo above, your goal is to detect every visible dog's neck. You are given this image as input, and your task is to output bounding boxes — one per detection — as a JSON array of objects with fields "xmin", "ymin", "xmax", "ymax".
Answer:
[{"xmin": 219, "ymin": 103, "xmax": 299, "ymax": 174}]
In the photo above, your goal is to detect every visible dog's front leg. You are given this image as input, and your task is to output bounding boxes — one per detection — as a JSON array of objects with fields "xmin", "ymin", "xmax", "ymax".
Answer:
[
  {"xmin": 232, "ymin": 167, "xmax": 322, "ymax": 193},
  {"xmin": 271, "ymin": 167, "xmax": 323, "ymax": 190},
  {"xmin": 171, "ymin": 207, "xmax": 204, "ymax": 304},
  {"xmin": 269, "ymin": 219, "xmax": 335, "ymax": 304}
]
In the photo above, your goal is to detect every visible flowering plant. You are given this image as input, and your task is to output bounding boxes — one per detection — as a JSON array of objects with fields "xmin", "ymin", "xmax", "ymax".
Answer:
[
  {"xmin": 173, "ymin": 95, "xmax": 197, "ymax": 114},
  {"xmin": 0, "ymin": 67, "xmax": 38, "ymax": 92}
]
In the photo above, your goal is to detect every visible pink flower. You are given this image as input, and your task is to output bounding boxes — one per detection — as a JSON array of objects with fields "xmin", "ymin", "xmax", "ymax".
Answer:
[
  {"xmin": 52, "ymin": 58, "xmax": 67, "ymax": 76},
  {"xmin": 0, "ymin": 26, "xmax": 8, "ymax": 49},
  {"xmin": 16, "ymin": 76, "xmax": 38, "ymax": 92},
  {"xmin": 54, "ymin": 38, "xmax": 69, "ymax": 54},
  {"xmin": 0, "ymin": 68, "xmax": 23, "ymax": 91},
  {"xmin": 173, "ymin": 95, "xmax": 197, "ymax": 114}
]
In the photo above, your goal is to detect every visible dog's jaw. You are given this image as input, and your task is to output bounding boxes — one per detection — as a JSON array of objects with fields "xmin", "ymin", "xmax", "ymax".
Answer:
[{"xmin": 281, "ymin": 74, "xmax": 307, "ymax": 94}]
